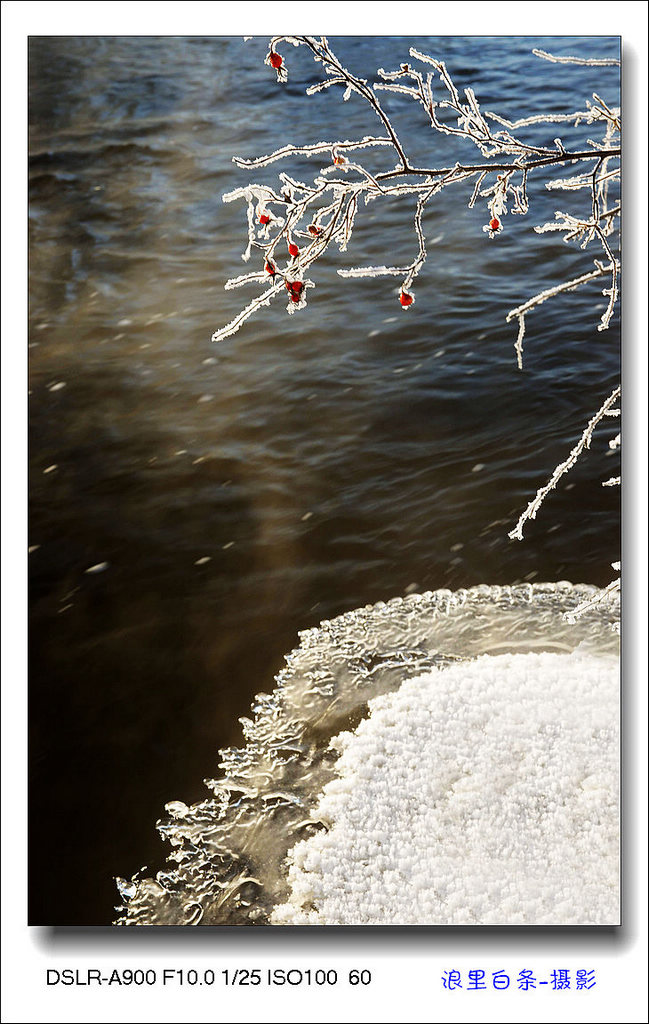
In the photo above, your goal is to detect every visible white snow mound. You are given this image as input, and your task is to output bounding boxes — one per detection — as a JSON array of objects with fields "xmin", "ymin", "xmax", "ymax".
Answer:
[{"xmin": 271, "ymin": 650, "xmax": 619, "ymax": 925}]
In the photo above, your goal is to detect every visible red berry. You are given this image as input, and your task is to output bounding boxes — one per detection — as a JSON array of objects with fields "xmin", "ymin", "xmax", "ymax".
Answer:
[
  {"xmin": 489, "ymin": 217, "xmax": 500, "ymax": 231},
  {"xmin": 290, "ymin": 292, "xmax": 301, "ymax": 303},
  {"xmin": 399, "ymin": 290, "xmax": 413, "ymax": 307},
  {"xmin": 265, "ymin": 261, "xmax": 276, "ymax": 276},
  {"xmin": 288, "ymin": 242, "xmax": 299, "ymax": 258},
  {"xmin": 259, "ymin": 213, "xmax": 271, "ymax": 225},
  {"xmin": 286, "ymin": 280, "xmax": 303, "ymax": 296},
  {"xmin": 269, "ymin": 52, "xmax": 282, "ymax": 69},
  {"xmin": 308, "ymin": 224, "xmax": 322, "ymax": 236}
]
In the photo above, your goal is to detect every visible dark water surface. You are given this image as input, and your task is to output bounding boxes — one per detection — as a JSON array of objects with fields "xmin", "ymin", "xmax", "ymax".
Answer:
[{"xmin": 28, "ymin": 36, "xmax": 620, "ymax": 924}]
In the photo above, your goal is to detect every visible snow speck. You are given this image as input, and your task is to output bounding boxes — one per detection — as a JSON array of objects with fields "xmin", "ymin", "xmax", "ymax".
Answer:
[
  {"xmin": 48, "ymin": 381, "xmax": 66, "ymax": 392},
  {"xmin": 43, "ymin": 465, "xmax": 58, "ymax": 475},
  {"xmin": 195, "ymin": 557, "xmax": 211, "ymax": 566},
  {"xmin": 85, "ymin": 562, "xmax": 109, "ymax": 575},
  {"xmin": 471, "ymin": 463, "xmax": 485, "ymax": 472}
]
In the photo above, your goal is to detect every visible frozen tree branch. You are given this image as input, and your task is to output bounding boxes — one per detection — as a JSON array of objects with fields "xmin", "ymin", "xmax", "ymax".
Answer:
[
  {"xmin": 508, "ymin": 386, "xmax": 621, "ymax": 541},
  {"xmin": 213, "ymin": 38, "xmax": 620, "ymax": 606},
  {"xmin": 213, "ymin": 37, "xmax": 619, "ymax": 336},
  {"xmin": 506, "ymin": 262, "xmax": 614, "ymax": 368},
  {"xmin": 532, "ymin": 49, "xmax": 620, "ymax": 67},
  {"xmin": 563, "ymin": 563, "xmax": 621, "ymax": 630},
  {"xmin": 232, "ymin": 136, "xmax": 393, "ymax": 169}
]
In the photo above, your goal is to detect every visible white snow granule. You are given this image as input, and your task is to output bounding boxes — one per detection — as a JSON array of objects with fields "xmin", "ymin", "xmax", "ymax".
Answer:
[{"xmin": 271, "ymin": 650, "xmax": 618, "ymax": 925}]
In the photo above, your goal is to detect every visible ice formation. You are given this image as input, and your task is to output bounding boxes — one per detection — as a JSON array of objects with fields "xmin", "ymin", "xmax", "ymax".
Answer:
[
  {"xmin": 272, "ymin": 650, "xmax": 619, "ymax": 925},
  {"xmin": 115, "ymin": 583, "xmax": 619, "ymax": 926}
]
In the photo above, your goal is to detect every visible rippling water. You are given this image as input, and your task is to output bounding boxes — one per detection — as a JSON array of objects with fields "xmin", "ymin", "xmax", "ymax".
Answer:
[{"xmin": 28, "ymin": 35, "xmax": 620, "ymax": 924}]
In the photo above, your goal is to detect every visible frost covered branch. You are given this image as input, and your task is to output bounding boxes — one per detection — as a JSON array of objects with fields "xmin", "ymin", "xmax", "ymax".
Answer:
[
  {"xmin": 213, "ymin": 38, "xmax": 620, "ymax": 605},
  {"xmin": 508, "ymin": 386, "xmax": 621, "ymax": 541},
  {"xmin": 213, "ymin": 37, "xmax": 619, "ymax": 339},
  {"xmin": 532, "ymin": 49, "xmax": 620, "ymax": 67},
  {"xmin": 564, "ymin": 563, "xmax": 621, "ymax": 632},
  {"xmin": 506, "ymin": 262, "xmax": 614, "ymax": 369}
]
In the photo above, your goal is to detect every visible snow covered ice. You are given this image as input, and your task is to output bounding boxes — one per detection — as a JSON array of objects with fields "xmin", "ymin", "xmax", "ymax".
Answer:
[
  {"xmin": 115, "ymin": 582, "xmax": 619, "ymax": 926},
  {"xmin": 272, "ymin": 649, "xmax": 619, "ymax": 925}
]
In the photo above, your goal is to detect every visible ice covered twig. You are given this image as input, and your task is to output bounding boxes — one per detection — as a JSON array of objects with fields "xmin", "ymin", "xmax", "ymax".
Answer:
[
  {"xmin": 212, "ymin": 37, "xmax": 620, "ymax": 591},
  {"xmin": 532, "ymin": 49, "xmax": 620, "ymax": 67},
  {"xmin": 508, "ymin": 386, "xmax": 621, "ymax": 541},
  {"xmin": 563, "ymin": 563, "xmax": 621, "ymax": 628},
  {"xmin": 214, "ymin": 37, "xmax": 619, "ymax": 341},
  {"xmin": 506, "ymin": 262, "xmax": 614, "ymax": 369},
  {"xmin": 232, "ymin": 136, "xmax": 393, "ymax": 169}
]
